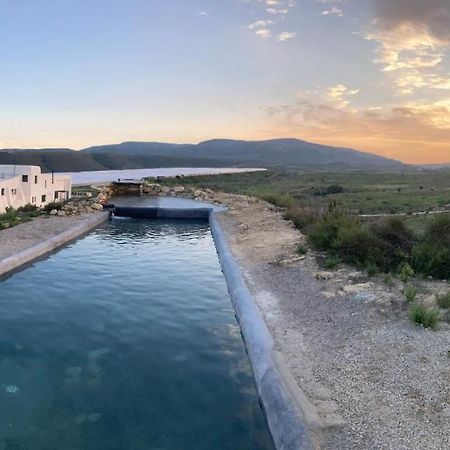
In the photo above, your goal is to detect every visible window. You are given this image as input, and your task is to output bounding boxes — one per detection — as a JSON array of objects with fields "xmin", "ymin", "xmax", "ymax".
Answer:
[
  {"xmin": 34, "ymin": 175, "xmax": 38, "ymax": 184},
  {"xmin": 41, "ymin": 194, "xmax": 46, "ymax": 203},
  {"xmin": 32, "ymin": 196, "xmax": 36, "ymax": 204},
  {"xmin": 22, "ymin": 175, "xmax": 28, "ymax": 182},
  {"xmin": 1, "ymin": 188, "xmax": 4, "ymax": 196},
  {"xmin": 45, "ymin": 180, "xmax": 47, "ymax": 188},
  {"xmin": 54, "ymin": 191, "xmax": 59, "ymax": 200},
  {"xmin": 11, "ymin": 189, "xmax": 17, "ymax": 195}
]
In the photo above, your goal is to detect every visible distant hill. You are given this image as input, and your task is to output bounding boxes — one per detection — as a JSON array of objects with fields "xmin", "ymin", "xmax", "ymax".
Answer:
[{"xmin": 0, "ymin": 138, "xmax": 404, "ymax": 172}]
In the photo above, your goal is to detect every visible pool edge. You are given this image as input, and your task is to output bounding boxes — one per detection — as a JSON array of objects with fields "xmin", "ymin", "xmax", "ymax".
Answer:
[
  {"xmin": 0, "ymin": 212, "xmax": 110, "ymax": 278},
  {"xmin": 210, "ymin": 212, "xmax": 314, "ymax": 450}
]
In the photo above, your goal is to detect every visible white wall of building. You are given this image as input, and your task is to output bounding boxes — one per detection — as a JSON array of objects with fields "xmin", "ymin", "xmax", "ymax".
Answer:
[{"xmin": 0, "ymin": 165, "xmax": 71, "ymax": 213}]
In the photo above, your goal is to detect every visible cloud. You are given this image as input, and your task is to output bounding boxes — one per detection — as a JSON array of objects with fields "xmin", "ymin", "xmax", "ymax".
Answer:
[
  {"xmin": 265, "ymin": 88, "xmax": 450, "ymax": 163},
  {"xmin": 365, "ymin": 0, "xmax": 450, "ymax": 95},
  {"xmin": 277, "ymin": 31, "xmax": 296, "ymax": 41},
  {"xmin": 256, "ymin": 28, "xmax": 272, "ymax": 38},
  {"xmin": 197, "ymin": 11, "xmax": 209, "ymax": 16},
  {"xmin": 248, "ymin": 20, "xmax": 274, "ymax": 29},
  {"xmin": 373, "ymin": 0, "xmax": 450, "ymax": 43},
  {"xmin": 321, "ymin": 7, "xmax": 343, "ymax": 17}
]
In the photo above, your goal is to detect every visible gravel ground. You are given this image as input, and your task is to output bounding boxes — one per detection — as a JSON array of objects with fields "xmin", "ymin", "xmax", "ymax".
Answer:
[
  {"xmin": 0, "ymin": 214, "xmax": 101, "ymax": 261},
  {"xmin": 212, "ymin": 192, "xmax": 450, "ymax": 450}
]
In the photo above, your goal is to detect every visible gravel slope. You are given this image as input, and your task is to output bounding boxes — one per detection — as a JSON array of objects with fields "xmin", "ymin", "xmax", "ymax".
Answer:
[{"xmin": 213, "ymin": 192, "xmax": 450, "ymax": 450}]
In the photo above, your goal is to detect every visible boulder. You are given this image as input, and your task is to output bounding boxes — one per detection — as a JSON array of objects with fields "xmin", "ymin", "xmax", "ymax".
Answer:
[
  {"xmin": 57, "ymin": 210, "xmax": 66, "ymax": 217},
  {"xmin": 315, "ymin": 271, "xmax": 336, "ymax": 281},
  {"xmin": 174, "ymin": 186, "xmax": 185, "ymax": 193},
  {"xmin": 91, "ymin": 203, "xmax": 103, "ymax": 211},
  {"xmin": 49, "ymin": 209, "xmax": 58, "ymax": 216}
]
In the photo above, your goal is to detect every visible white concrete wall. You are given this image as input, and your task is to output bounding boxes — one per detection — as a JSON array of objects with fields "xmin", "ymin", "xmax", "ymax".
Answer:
[{"xmin": 0, "ymin": 165, "xmax": 71, "ymax": 214}]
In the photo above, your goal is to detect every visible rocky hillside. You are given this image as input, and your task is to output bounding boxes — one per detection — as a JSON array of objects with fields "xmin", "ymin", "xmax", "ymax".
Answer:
[{"xmin": 0, "ymin": 138, "xmax": 404, "ymax": 172}]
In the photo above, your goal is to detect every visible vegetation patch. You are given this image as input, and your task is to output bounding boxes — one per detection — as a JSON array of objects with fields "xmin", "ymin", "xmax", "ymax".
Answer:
[{"xmin": 409, "ymin": 303, "xmax": 440, "ymax": 330}]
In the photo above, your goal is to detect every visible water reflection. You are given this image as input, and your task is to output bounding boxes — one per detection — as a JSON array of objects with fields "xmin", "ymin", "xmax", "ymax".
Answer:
[{"xmin": 0, "ymin": 218, "xmax": 273, "ymax": 450}]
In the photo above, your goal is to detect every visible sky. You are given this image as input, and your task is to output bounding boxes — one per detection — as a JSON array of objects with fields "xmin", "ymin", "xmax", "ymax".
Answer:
[{"xmin": 0, "ymin": 0, "xmax": 449, "ymax": 164}]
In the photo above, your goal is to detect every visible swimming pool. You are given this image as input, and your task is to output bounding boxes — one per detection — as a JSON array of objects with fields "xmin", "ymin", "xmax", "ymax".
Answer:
[{"xmin": 0, "ymin": 218, "xmax": 274, "ymax": 450}]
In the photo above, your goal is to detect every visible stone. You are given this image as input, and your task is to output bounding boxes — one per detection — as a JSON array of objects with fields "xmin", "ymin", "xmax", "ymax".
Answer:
[
  {"xmin": 354, "ymin": 292, "xmax": 378, "ymax": 302},
  {"xmin": 57, "ymin": 210, "xmax": 66, "ymax": 216},
  {"xmin": 174, "ymin": 186, "xmax": 185, "ymax": 193},
  {"xmin": 315, "ymin": 271, "xmax": 336, "ymax": 281},
  {"xmin": 49, "ymin": 209, "xmax": 58, "ymax": 215},
  {"xmin": 91, "ymin": 203, "xmax": 103, "ymax": 211},
  {"xmin": 194, "ymin": 190, "xmax": 204, "ymax": 198},
  {"xmin": 343, "ymin": 283, "xmax": 373, "ymax": 294}
]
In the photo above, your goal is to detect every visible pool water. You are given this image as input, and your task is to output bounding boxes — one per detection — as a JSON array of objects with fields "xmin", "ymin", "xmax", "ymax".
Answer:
[{"xmin": 0, "ymin": 218, "xmax": 274, "ymax": 450}]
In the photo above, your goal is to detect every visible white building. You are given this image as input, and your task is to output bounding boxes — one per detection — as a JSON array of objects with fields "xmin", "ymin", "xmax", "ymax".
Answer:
[{"xmin": 0, "ymin": 165, "xmax": 71, "ymax": 214}]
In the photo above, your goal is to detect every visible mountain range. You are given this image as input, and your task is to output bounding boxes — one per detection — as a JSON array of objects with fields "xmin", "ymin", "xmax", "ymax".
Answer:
[{"xmin": 0, "ymin": 139, "xmax": 404, "ymax": 172}]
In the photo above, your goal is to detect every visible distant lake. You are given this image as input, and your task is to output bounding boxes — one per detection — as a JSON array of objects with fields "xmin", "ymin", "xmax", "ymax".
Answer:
[{"xmin": 57, "ymin": 167, "xmax": 265, "ymax": 185}]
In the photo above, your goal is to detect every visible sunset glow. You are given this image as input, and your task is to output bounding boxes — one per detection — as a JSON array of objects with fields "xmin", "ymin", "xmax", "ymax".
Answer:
[{"xmin": 1, "ymin": 0, "xmax": 450, "ymax": 164}]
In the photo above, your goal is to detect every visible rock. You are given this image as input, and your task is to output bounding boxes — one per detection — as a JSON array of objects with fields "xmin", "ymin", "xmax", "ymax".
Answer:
[
  {"xmin": 161, "ymin": 186, "xmax": 170, "ymax": 194},
  {"xmin": 91, "ymin": 203, "xmax": 103, "ymax": 211},
  {"xmin": 174, "ymin": 186, "xmax": 185, "ymax": 193},
  {"xmin": 194, "ymin": 190, "xmax": 204, "ymax": 198},
  {"xmin": 57, "ymin": 210, "xmax": 66, "ymax": 216},
  {"xmin": 354, "ymin": 292, "xmax": 378, "ymax": 302},
  {"xmin": 49, "ymin": 209, "xmax": 58, "ymax": 215},
  {"xmin": 343, "ymin": 283, "xmax": 373, "ymax": 294},
  {"xmin": 315, "ymin": 271, "xmax": 336, "ymax": 281},
  {"xmin": 147, "ymin": 183, "xmax": 162, "ymax": 192}
]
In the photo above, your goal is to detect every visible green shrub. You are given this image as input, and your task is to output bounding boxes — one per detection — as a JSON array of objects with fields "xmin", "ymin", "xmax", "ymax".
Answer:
[
  {"xmin": 323, "ymin": 255, "xmax": 341, "ymax": 269},
  {"xmin": 399, "ymin": 262, "xmax": 415, "ymax": 285},
  {"xmin": 412, "ymin": 242, "xmax": 450, "ymax": 280},
  {"xmin": 366, "ymin": 262, "xmax": 379, "ymax": 277},
  {"xmin": 436, "ymin": 292, "xmax": 450, "ymax": 309},
  {"xmin": 409, "ymin": 303, "xmax": 439, "ymax": 330},
  {"xmin": 43, "ymin": 201, "xmax": 63, "ymax": 212},
  {"xmin": 404, "ymin": 285, "xmax": 417, "ymax": 303},
  {"xmin": 370, "ymin": 218, "xmax": 416, "ymax": 272},
  {"xmin": 17, "ymin": 203, "xmax": 38, "ymax": 213},
  {"xmin": 260, "ymin": 192, "xmax": 295, "ymax": 209},
  {"xmin": 412, "ymin": 214, "xmax": 450, "ymax": 280},
  {"xmin": 296, "ymin": 244, "xmax": 308, "ymax": 255},
  {"xmin": 326, "ymin": 184, "xmax": 344, "ymax": 195},
  {"xmin": 284, "ymin": 205, "xmax": 323, "ymax": 232}
]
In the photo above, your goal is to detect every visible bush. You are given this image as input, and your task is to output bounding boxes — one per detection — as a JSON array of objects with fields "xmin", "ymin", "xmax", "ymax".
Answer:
[
  {"xmin": 43, "ymin": 201, "xmax": 63, "ymax": 212},
  {"xmin": 284, "ymin": 205, "xmax": 324, "ymax": 232},
  {"xmin": 366, "ymin": 262, "xmax": 379, "ymax": 277},
  {"xmin": 404, "ymin": 285, "xmax": 417, "ymax": 303},
  {"xmin": 323, "ymin": 255, "xmax": 341, "ymax": 269},
  {"xmin": 370, "ymin": 218, "xmax": 416, "ymax": 272},
  {"xmin": 436, "ymin": 292, "xmax": 450, "ymax": 309},
  {"xmin": 409, "ymin": 303, "xmax": 439, "ymax": 330},
  {"xmin": 326, "ymin": 184, "xmax": 344, "ymax": 195},
  {"xmin": 296, "ymin": 244, "xmax": 308, "ymax": 255},
  {"xmin": 411, "ymin": 214, "xmax": 450, "ymax": 279},
  {"xmin": 412, "ymin": 242, "xmax": 450, "ymax": 280},
  {"xmin": 17, "ymin": 203, "xmax": 37, "ymax": 213},
  {"xmin": 260, "ymin": 192, "xmax": 295, "ymax": 209}
]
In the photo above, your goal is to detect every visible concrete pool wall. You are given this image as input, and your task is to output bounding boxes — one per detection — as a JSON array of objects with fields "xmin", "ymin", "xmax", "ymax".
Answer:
[{"xmin": 0, "ymin": 200, "xmax": 314, "ymax": 450}]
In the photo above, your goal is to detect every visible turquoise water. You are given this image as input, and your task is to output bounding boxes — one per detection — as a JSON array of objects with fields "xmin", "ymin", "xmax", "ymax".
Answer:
[{"xmin": 0, "ymin": 218, "xmax": 274, "ymax": 450}]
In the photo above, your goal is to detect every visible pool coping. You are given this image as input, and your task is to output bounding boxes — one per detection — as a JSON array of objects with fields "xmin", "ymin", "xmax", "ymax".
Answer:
[
  {"xmin": 210, "ymin": 212, "xmax": 314, "ymax": 450},
  {"xmin": 0, "ymin": 212, "xmax": 110, "ymax": 278},
  {"xmin": 0, "ymin": 204, "xmax": 314, "ymax": 449}
]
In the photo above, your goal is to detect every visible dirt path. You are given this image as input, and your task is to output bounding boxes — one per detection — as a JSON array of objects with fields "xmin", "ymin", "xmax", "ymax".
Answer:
[{"xmin": 210, "ymin": 191, "xmax": 450, "ymax": 450}]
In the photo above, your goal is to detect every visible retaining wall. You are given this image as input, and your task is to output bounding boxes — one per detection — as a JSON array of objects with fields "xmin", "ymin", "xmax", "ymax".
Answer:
[{"xmin": 0, "ymin": 212, "xmax": 110, "ymax": 278}]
